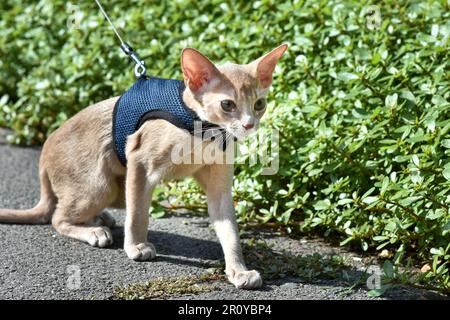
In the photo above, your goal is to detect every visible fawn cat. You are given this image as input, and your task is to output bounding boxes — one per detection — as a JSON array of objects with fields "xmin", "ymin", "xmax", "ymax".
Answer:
[{"xmin": 0, "ymin": 44, "xmax": 287, "ymax": 289}]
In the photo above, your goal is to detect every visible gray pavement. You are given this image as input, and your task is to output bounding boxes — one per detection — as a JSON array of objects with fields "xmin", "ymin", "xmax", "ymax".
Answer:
[{"xmin": 0, "ymin": 142, "xmax": 445, "ymax": 300}]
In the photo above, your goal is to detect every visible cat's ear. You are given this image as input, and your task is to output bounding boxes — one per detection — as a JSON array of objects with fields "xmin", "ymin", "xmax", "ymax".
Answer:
[
  {"xmin": 181, "ymin": 48, "xmax": 222, "ymax": 93},
  {"xmin": 248, "ymin": 44, "xmax": 288, "ymax": 89}
]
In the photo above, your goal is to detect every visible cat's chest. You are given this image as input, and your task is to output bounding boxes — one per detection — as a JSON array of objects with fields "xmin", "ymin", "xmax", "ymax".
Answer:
[{"xmin": 163, "ymin": 137, "xmax": 231, "ymax": 180}]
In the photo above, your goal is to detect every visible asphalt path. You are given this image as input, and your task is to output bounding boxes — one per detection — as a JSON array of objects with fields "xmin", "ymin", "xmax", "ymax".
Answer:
[{"xmin": 0, "ymin": 141, "xmax": 444, "ymax": 300}]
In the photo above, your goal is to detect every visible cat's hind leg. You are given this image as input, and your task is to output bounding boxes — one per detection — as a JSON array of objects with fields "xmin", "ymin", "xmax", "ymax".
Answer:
[
  {"xmin": 54, "ymin": 219, "xmax": 113, "ymax": 247},
  {"xmin": 93, "ymin": 211, "xmax": 116, "ymax": 228},
  {"xmin": 51, "ymin": 196, "xmax": 114, "ymax": 248}
]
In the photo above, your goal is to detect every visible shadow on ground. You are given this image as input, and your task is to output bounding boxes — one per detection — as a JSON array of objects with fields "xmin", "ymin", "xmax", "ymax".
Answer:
[
  {"xmin": 108, "ymin": 226, "xmax": 223, "ymax": 269},
  {"xmin": 109, "ymin": 223, "xmax": 449, "ymax": 300}
]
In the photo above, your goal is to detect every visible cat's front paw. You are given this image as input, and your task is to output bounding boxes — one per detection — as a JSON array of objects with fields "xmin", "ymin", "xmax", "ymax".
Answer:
[
  {"xmin": 227, "ymin": 269, "xmax": 263, "ymax": 289},
  {"xmin": 125, "ymin": 242, "xmax": 156, "ymax": 261}
]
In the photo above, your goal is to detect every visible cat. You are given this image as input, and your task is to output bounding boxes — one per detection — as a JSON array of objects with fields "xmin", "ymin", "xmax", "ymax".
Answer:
[{"xmin": 0, "ymin": 44, "xmax": 287, "ymax": 289}]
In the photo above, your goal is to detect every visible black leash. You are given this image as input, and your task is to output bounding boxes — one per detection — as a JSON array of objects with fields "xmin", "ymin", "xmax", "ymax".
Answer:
[{"xmin": 94, "ymin": 0, "xmax": 147, "ymax": 78}]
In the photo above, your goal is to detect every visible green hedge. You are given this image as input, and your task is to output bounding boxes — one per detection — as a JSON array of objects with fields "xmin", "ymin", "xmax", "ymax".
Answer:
[{"xmin": 1, "ymin": 0, "xmax": 449, "ymax": 293}]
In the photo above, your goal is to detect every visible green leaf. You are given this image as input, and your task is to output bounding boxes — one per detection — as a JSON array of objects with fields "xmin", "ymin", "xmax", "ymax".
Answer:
[
  {"xmin": 337, "ymin": 199, "xmax": 353, "ymax": 205},
  {"xmin": 362, "ymin": 196, "xmax": 378, "ymax": 204},
  {"xmin": 441, "ymin": 140, "xmax": 450, "ymax": 149},
  {"xmin": 412, "ymin": 155, "xmax": 420, "ymax": 167},
  {"xmin": 368, "ymin": 288, "xmax": 386, "ymax": 297},
  {"xmin": 383, "ymin": 261, "xmax": 394, "ymax": 278},
  {"xmin": 430, "ymin": 248, "xmax": 444, "ymax": 256},
  {"xmin": 443, "ymin": 168, "xmax": 450, "ymax": 181},
  {"xmin": 314, "ymin": 199, "xmax": 331, "ymax": 211},
  {"xmin": 338, "ymin": 72, "xmax": 359, "ymax": 82},
  {"xmin": 426, "ymin": 210, "xmax": 444, "ymax": 220},
  {"xmin": 381, "ymin": 176, "xmax": 389, "ymax": 193},
  {"xmin": 400, "ymin": 91, "xmax": 416, "ymax": 105},
  {"xmin": 151, "ymin": 210, "xmax": 166, "ymax": 219},
  {"xmin": 361, "ymin": 240, "xmax": 369, "ymax": 251},
  {"xmin": 385, "ymin": 94, "xmax": 398, "ymax": 108}
]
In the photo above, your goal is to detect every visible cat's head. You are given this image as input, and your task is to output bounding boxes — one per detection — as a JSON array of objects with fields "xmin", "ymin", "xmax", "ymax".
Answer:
[{"xmin": 181, "ymin": 44, "xmax": 288, "ymax": 140}]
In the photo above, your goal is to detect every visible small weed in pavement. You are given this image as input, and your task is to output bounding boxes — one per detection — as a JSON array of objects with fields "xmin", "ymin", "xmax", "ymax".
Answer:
[
  {"xmin": 243, "ymin": 239, "xmax": 347, "ymax": 281},
  {"xmin": 113, "ymin": 272, "xmax": 225, "ymax": 300},
  {"xmin": 112, "ymin": 239, "xmax": 350, "ymax": 300}
]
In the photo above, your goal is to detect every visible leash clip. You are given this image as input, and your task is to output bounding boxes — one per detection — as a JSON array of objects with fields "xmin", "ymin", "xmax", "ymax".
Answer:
[
  {"xmin": 95, "ymin": 0, "xmax": 147, "ymax": 79},
  {"xmin": 120, "ymin": 43, "xmax": 147, "ymax": 78}
]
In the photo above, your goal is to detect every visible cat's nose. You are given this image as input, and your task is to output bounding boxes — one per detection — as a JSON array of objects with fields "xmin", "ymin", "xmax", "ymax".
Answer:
[{"xmin": 242, "ymin": 122, "xmax": 254, "ymax": 130}]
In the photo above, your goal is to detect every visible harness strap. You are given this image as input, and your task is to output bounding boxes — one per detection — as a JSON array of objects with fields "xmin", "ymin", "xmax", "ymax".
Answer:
[
  {"xmin": 112, "ymin": 77, "xmax": 233, "ymax": 167},
  {"xmin": 137, "ymin": 111, "xmax": 231, "ymax": 152}
]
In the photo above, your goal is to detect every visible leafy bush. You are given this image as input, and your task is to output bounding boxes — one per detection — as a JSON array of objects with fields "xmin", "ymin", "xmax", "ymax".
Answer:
[{"xmin": 1, "ymin": 0, "xmax": 449, "ymax": 293}]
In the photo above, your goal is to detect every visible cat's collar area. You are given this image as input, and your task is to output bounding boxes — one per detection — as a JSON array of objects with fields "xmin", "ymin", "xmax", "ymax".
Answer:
[{"xmin": 193, "ymin": 123, "xmax": 237, "ymax": 152}]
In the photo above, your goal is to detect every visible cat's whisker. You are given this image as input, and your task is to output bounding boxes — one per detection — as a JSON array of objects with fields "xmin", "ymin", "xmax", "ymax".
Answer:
[
  {"xmin": 223, "ymin": 132, "xmax": 235, "ymax": 150},
  {"xmin": 189, "ymin": 129, "xmax": 226, "ymax": 153}
]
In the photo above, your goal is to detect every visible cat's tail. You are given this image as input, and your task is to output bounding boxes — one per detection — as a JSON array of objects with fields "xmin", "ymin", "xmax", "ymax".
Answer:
[{"xmin": 0, "ymin": 169, "xmax": 56, "ymax": 224}]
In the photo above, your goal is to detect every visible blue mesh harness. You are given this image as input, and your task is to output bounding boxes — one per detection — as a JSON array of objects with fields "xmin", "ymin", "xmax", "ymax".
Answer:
[{"xmin": 113, "ymin": 77, "xmax": 224, "ymax": 166}]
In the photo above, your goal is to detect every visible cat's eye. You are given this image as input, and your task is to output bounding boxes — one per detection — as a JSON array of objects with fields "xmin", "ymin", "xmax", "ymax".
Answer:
[
  {"xmin": 254, "ymin": 98, "xmax": 266, "ymax": 111},
  {"xmin": 221, "ymin": 100, "xmax": 237, "ymax": 112}
]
